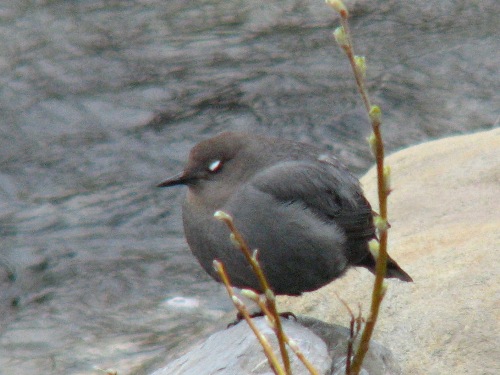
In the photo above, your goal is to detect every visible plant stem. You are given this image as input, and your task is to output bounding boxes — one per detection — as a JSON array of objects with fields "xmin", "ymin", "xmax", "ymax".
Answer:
[
  {"xmin": 214, "ymin": 260, "xmax": 286, "ymax": 375},
  {"xmin": 339, "ymin": 17, "xmax": 372, "ymax": 113},
  {"xmin": 329, "ymin": 4, "xmax": 391, "ymax": 374},
  {"xmin": 255, "ymin": 298, "xmax": 320, "ymax": 375},
  {"xmin": 214, "ymin": 211, "xmax": 292, "ymax": 374}
]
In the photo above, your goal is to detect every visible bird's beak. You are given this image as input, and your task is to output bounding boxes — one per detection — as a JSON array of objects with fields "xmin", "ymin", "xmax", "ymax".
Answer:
[{"xmin": 157, "ymin": 171, "xmax": 191, "ymax": 188}]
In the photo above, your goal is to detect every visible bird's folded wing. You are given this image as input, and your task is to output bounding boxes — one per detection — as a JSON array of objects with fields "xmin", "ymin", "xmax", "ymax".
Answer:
[{"xmin": 251, "ymin": 160, "xmax": 375, "ymax": 240}]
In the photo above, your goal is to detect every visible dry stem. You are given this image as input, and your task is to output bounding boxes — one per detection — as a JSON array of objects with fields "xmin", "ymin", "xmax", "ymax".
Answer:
[{"xmin": 334, "ymin": 293, "xmax": 364, "ymax": 373}]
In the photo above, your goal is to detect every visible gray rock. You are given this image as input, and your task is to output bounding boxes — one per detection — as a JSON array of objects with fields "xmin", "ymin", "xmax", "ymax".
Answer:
[
  {"xmin": 151, "ymin": 316, "xmax": 402, "ymax": 375},
  {"xmin": 299, "ymin": 317, "xmax": 401, "ymax": 375}
]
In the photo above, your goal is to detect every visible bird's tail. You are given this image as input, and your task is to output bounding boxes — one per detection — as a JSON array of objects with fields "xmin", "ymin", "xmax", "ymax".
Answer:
[
  {"xmin": 356, "ymin": 253, "xmax": 413, "ymax": 282},
  {"xmin": 385, "ymin": 256, "xmax": 413, "ymax": 282}
]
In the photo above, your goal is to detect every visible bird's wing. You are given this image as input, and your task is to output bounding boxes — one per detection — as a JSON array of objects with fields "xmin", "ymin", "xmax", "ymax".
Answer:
[{"xmin": 251, "ymin": 159, "xmax": 375, "ymax": 241}]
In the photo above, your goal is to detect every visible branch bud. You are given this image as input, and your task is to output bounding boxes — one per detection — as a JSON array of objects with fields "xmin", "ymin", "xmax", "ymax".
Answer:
[
  {"xmin": 241, "ymin": 289, "xmax": 260, "ymax": 302},
  {"xmin": 354, "ymin": 55, "xmax": 367, "ymax": 79},
  {"xmin": 383, "ymin": 165, "xmax": 391, "ymax": 195},
  {"xmin": 368, "ymin": 240, "xmax": 380, "ymax": 259},
  {"xmin": 381, "ymin": 282, "xmax": 388, "ymax": 298},
  {"xmin": 252, "ymin": 249, "xmax": 259, "ymax": 261},
  {"xmin": 374, "ymin": 216, "xmax": 389, "ymax": 231},
  {"xmin": 264, "ymin": 288, "xmax": 276, "ymax": 302},
  {"xmin": 368, "ymin": 105, "xmax": 382, "ymax": 125},
  {"xmin": 325, "ymin": 0, "xmax": 349, "ymax": 17},
  {"xmin": 229, "ymin": 233, "xmax": 240, "ymax": 248},
  {"xmin": 333, "ymin": 26, "xmax": 349, "ymax": 48},
  {"xmin": 288, "ymin": 338, "xmax": 300, "ymax": 352},
  {"xmin": 212, "ymin": 259, "xmax": 222, "ymax": 272},
  {"xmin": 367, "ymin": 132, "xmax": 377, "ymax": 156},
  {"xmin": 232, "ymin": 295, "xmax": 244, "ymax": 307},
  {"xmin": 214, "ymin": 210, "xmax": 233, "ymax": 223}
]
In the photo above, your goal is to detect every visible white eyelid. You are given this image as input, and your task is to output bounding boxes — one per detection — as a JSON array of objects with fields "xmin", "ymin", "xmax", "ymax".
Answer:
[{"xmin": 208, "ymin": 160, "xmax": 222, "ymax": 172}]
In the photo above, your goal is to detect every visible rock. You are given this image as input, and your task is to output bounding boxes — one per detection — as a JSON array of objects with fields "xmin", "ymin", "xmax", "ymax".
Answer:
[
  {"xmin": 150, "ymin": 317, "xmax": 330, "ymax": 375},
  {"xmin": 152, "ymin": 129, "xmax": 499, "ymax": 375},
  {"xmin": 298, "ymin": 317, "xmax": 402, "ymax": 375},
  {"xmin": 150, "ymin": 316, "xmax": 402, "ymax": 375},
  {"xmin": 279, "ymin": 128, "xmax": 500, "ymax": 375}
]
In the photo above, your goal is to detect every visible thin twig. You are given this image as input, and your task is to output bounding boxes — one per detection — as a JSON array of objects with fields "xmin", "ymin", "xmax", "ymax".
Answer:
[
  {"xmin": 254, "ymin": 295, "xmax": 320, "ymax": 375},
  {"xmin": 215, "ymin": 212, "xmax": 321, "ymax": 374},
  {"xmin": 326, "ymin": 1, "xmax": 392, "ymax": 374},
  {"xmin": 214, "ymin": 211, "xmax": 292, "ymax": 374},
  {"xmin": 286, "ymin": 337, "xmax": 320, "ymax": 375},
  {"xmin": 213, "ymin": 260, "xmax": 286, "ymax": 375},
  {"xmin": 334, "ymin": 293, "xmax": 365, "ymax": 374}
]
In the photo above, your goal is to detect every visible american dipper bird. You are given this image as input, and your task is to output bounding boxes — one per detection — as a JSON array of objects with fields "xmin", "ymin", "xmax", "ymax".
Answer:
[{"xmin": 159, "ymin": 132, "xmax": 412, "ymax": 295}]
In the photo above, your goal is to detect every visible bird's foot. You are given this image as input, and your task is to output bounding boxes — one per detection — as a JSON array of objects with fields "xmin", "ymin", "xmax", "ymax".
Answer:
[
  {"xmin": 279, "ymin": 311, "xmax": 297, "ymax": 321},
  {"xmin": 227, "ymin": 311, "xmax": 297, "ymax": 328}
]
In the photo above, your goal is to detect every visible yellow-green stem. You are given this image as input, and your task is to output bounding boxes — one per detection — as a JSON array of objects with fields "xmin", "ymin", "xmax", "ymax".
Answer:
[
  {"xmin": 333, "ymin": 8, "xmax": 391, "ymax": 375},
  {"xmin": 339, "ymin": 18, "xmax": 371, "ymax": 113}
]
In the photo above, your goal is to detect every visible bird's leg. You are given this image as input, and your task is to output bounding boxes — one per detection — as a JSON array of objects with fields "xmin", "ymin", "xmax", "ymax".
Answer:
[
  {"xmin": 227, "ymin": 311, "xmax": 263, "ymax": 327},
  {"xmin": 227, "ymin": 310, "xmax": 297, "ymax": 328}
]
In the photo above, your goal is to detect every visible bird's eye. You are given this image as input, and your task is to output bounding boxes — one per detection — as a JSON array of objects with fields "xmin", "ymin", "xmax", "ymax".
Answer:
[{"xmin": 208, "ymin": 160, "xmax": 223, "ymax": 173}]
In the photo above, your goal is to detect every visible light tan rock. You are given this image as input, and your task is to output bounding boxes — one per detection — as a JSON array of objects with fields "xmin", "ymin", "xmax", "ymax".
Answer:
[{"xmin": 279, "ymin": 128, "xmax": 500, "ymax": 375}]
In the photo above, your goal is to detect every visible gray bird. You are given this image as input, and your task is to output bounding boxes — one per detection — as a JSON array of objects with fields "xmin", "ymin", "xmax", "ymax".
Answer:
[{"xmin": 159, "ymin": 132, "xmax": 412, "ymax": 296}]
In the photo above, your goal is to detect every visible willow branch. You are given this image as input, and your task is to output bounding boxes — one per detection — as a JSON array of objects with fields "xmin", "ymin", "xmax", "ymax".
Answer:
[
  {"xmin": 214, "ymin": 211, "xmax": 292, "ymax": 374},
  {"xmin": 326, "ymin": 1, "xmax": 391, "ymax": 373},
  {"xmin": 213, "ymin": 260, "xmax": 286, "ymax": 375}
]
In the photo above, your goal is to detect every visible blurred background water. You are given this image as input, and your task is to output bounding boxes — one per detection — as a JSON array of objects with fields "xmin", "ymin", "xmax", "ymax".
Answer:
[{"xmin": 0, "ymin": 0, "xmax": 498, "ymax": 374}]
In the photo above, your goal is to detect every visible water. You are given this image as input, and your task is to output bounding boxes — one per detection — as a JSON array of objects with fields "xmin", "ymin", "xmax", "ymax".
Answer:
[{"xmin": 0, "ymin": 0, "xmax": 498, "ymax": 374}]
